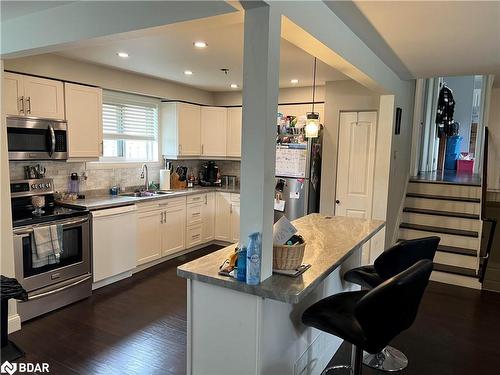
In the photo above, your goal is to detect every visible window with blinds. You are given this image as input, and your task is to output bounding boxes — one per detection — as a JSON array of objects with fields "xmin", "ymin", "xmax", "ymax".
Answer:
[{"xmin": 101, "ymin": 91, "xmax": 159, "ymax": 162}]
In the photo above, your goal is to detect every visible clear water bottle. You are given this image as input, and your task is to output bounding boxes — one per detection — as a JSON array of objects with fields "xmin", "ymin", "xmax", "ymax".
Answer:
[
  {"xmin": 69, "ymin": 173, "xmax": 80, "ymax": 195},
  {"xmin": 246, "ymin": 232, "xmax": 262, "ymax": 285}
]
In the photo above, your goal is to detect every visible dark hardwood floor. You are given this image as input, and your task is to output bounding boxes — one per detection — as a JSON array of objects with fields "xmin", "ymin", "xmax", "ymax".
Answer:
[{"xmin": 10, "ymin": 246, "xmax": 500, "ymax": 375}]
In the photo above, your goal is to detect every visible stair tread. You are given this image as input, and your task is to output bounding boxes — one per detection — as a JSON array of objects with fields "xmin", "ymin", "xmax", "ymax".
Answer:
[
  {"xmin": 409, "ymin": 179, "xmax": 481, "ymax": 187},
  {"xmin": 399, "ymin": 222, "xmax": 479, "ymax": 238},
  {"xmin": 403, "ymin": 207, "xmax": 480, "ymax": 220},
  {"xmin": 433, "ymin": 263, "xmax": 477, "ymax": 277},
  {"xmin": 437, "ymin": 244, "xmax": 478, "ymax": 257},
  {"xmin": 406, "ymin": 192, "xmax": 480, "ymax": 203}
]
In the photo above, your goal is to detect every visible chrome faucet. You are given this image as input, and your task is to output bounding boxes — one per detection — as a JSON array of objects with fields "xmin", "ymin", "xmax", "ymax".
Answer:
[{"xmin": 140, "ymin": 164, "xmax": 149, "ymax": 191}]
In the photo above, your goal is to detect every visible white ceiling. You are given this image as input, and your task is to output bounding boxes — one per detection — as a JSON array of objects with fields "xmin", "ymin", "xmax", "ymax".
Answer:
[
  {"xmin": 341, "ymin": 1, "xmax": 500, "ymax": 80},
  {"xmin": 55, "ymin": 18, "xmax": 348, "ymax": 92},
  {"xmin": 0, "ymin": 1, "xmax": 75, "ymax": 21}
]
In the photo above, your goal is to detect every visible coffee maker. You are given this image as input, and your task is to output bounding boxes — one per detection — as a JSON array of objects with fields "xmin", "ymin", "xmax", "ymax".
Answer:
[{"xmin": 199, "ymin": 161, "xmax": 221, "ymax": 186}]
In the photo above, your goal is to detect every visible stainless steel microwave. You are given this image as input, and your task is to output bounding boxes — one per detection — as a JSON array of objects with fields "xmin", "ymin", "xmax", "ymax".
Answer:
[{"xmin": 7, "ymin": 117, "xmax": 68, "ymax": 160}]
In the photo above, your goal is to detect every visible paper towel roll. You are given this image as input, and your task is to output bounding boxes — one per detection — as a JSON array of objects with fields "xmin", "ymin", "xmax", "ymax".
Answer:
[{"xmin": 160, "ymin": 169, "xmax": 171, "ymax": 190}]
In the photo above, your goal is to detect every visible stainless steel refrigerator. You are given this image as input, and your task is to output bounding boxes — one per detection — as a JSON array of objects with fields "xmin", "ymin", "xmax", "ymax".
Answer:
[{"xmin": 274, "ymin": 133, "xmax": 322, "ymax": 222}]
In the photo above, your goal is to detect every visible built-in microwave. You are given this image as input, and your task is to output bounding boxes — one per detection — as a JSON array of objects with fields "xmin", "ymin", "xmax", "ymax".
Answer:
[{"xmin": 7, "ymin": 117, "xmax": 68, "ymax": 160}]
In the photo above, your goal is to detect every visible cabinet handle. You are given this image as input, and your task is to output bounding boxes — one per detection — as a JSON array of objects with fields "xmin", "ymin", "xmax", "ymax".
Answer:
[
  {"xmin": 230, "ymin": 203, "xmax": 233, "ymax": 214},
  {"xmin": 192, "ymin": 212, "xmax": 201, "ymax": 216},
  {"xmin": 178, "ymin": 144, "xmax": 182, "ymax": 154},
  {"xmin": 201, "ymin": 144, "xmax": 204, "ymax": 154},
  {"xmin": 160, "ymin": 211, "xmax": 164, "ymax": 224},
  {"xmin": 192, "ymin": 234, "xmax": 201, "ymax": 239},
  {"xmin": 164, "ymin": 211, "xmax": 167, "ymax": 222},
  {"xmin": 19, "ymin": 96, "xmax": 25, "ymax": 114},
  {"xmin": 205, "ymin": 195, "xmax": 207, "ymax": 205},
  {"xmin": 100, "ymin": 141, "xmax": 103, "ymax": 156},
  {"xmin": 26, "ymin": 97, "xmax": 31, "ymax": 114}
]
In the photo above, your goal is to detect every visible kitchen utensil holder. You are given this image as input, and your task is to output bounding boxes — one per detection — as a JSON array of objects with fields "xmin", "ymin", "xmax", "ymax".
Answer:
[{"xmin": 273, "ymin": 242, "xmax": 306, "ymax": 270}]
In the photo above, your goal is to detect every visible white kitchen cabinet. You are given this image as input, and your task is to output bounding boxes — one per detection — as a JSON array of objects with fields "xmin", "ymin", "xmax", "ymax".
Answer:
[
  {"xmin": 161, "ymin": 198, "xmax": 187, "ymax": 256},
  {"xmin": 201, "ymin": 192, "xmax": 215, "ymax": 242},
  {"xmin": 161, "ymin": 102, "xmax": 201, "ymax": 158},
  {"xmin": 201, "ymin": 106, "xmax": 227, "ymax": 157},
  {"xmin": 226, "ymin": 107, "xmax": 242, "ymax": 158},
  {"xmin": 65, "ymin": 83, "xmax": 103, "ymax": 159},
  {"xmin": 4, "ymin": 72, "xmax": 24, "ymax": 116},
  {"xmin": 3, "ymin": 73, "xmax": 65, "ymax": 120},
  {"xmin": 215, "ymin": 192, "xmax": 240, "ymax": 243},
  {"xmin": 23, "ymin": 75, "xmax": 65, "ymax": 120},
  {"xmin": 136, "ymin": 208, "xmax": 163, "ymax": 265},
  {"xmin": 186, "ymin": 224, "xmax": 203, "ymax": 248}
]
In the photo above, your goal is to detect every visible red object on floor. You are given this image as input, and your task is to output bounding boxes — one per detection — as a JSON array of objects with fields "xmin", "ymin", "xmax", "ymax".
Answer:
[{"xmin": 457, "ymin": 159, "xmax": 474, "ymax": 174}]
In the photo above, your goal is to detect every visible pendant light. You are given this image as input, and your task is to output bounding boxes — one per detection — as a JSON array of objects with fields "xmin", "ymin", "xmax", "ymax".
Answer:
[{"xmin": 305, "ymin": 57, "xmax": 320, "ymax": 138}]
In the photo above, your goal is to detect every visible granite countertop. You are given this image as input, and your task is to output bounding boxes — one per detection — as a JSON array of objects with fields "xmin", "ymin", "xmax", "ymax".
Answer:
[
  {"xmin": 57, "ymin": 186, "xmax": 240, "ymax": 210},
  {"xmin": 177, "ymin": 214, "xmax": 385, "ymax": 304}
]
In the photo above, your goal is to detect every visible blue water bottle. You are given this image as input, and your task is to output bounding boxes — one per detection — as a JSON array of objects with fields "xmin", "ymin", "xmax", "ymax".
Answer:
[
  {"xmin": 246, "ymin": 232, "xmax": 262, "ymax": 285},
  {"xmin": 236, "ymin": 246, "xmax": 247, "ymax": 282}
]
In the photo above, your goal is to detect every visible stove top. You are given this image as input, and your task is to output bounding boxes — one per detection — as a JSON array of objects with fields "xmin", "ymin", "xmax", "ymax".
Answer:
[{"xmin": 12, "ymin": 205, "xmax": 89, "ymax": 228}]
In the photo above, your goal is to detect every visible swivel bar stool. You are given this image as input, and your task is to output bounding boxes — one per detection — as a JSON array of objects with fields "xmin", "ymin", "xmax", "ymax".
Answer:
[
  {"xmin": 344, "ymin": 236, "xmax": 440, "ymax": 371},
  {"xmin": 302, "ymin": 259, "xmax": 433, "ymax": 375}
]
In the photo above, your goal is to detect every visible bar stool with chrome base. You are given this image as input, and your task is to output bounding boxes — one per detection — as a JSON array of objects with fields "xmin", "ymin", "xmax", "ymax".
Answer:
[
  {"xmin": 344, "ymin": 236, "xmax": 440, "ymax": 372},
  {"xmin": 302, "ymin": 259, "xmax": 433, "ymax": 375}
]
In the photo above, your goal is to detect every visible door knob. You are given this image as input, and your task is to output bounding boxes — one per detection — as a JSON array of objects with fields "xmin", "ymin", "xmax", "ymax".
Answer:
[{"xmin": 335, "ymin": 200, "xmax": 340, "ymax": 204}]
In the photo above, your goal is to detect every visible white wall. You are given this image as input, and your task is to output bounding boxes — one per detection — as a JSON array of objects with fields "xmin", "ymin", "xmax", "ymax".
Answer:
[
  {"xmin": 4, "ymin": 54, "xmax": 215, "ymax": 104},
  {"xmin": 444, "ymin": 75, "xmax": 475, "ymax": 152},
  {"xmin": 487, "ymin": 88, "xmax": 500, "ymax": 191}
]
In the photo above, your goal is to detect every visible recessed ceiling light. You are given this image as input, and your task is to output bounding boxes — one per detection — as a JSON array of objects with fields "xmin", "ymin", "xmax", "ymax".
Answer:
[
  {"xmin": 290, "ymin": 79, "xmax": 299, "ymax": 84},
  {"xmin": 193, "ymin": 41, "xmax": 208, "ymax": 48},
  {"xmin": 184, "ymin": 70, "xmax": 193, "ymax": 76},
  {"xmin": 230, "ymin": 84, "xmax": 239, "ymax": 89},
  {"xmin": 117, "ymin": 52, "xmax": 129, "ymax": 58}
]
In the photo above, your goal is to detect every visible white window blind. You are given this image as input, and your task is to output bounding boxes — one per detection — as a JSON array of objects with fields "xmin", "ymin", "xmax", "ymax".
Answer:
[{"xmin": 103, "ymin": 101, "xmax": 158, "ymax": 141}]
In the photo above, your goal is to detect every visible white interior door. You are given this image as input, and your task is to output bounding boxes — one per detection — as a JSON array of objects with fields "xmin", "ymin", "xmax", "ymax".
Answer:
[{"xmin": 335, "ymin": 111, "xmax": 377, "ymax": 218}]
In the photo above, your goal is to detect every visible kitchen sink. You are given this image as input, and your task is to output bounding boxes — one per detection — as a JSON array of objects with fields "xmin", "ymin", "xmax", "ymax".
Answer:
[{"xmin": 120, "ymin": 191, "xmax": 176, "ymax": 198}]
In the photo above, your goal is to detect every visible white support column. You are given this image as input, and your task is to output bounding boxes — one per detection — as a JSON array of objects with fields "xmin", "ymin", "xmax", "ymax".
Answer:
[{"xmin": 240, "ymin": 3, "xmax": 281, "ymax": 281}]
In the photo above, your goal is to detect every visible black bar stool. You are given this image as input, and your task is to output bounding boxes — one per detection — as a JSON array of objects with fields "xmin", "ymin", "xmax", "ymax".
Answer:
[
  {"xmin": 344, "ymin": 236, "xmax": 440, "ymax": 371},
  {"xmin": 302, "ymin": 259, "xmax": 433, "ymax": 375}
]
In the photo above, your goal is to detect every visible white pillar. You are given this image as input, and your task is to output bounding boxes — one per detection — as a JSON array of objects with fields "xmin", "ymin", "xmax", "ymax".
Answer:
[{"xmin": 240, "ymin": 3, "xmax": 281, "ymax": 281}]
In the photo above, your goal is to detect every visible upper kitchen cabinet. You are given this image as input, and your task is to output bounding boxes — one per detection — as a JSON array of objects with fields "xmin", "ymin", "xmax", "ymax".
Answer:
[
  {"xmin": 161, "ymin": 102, "xmax": 201, "ymax": 158},
  {"xmin": 65, "ymin": 83, "xmax": 103, "ymax": 159},
  {"xmin": 4, "ymin": 73, "xmax": 24, "ymax": 116},
  {"xmin": 226, "ymin": 107, "xmax": 242, "ymax": 158},
  {"xmin": 4, "ymin": 73, "xmax": 65, "ymax": 120},
  {"xmin": 201, "ymin": 106, "xmax": 227, "ymax": 157}
]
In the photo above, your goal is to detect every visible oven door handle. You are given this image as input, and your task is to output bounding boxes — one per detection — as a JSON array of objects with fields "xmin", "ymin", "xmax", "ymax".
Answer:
[
  {"xmin": 48, "ymin": 124, "xmax": 56, "ymax": 157},
  {"xmin": 27, "ymin": 275, "xmax": 92, "ymax": 301},
  {"xmin": 13, "ymin": 216, "xmax": 89, "ymax": 235}
]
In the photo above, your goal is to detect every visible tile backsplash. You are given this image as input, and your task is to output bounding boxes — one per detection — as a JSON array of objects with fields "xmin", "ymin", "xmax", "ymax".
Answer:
[{"xmin": 9, "ymin": 160, "xmax": 240, "ymax": 194}]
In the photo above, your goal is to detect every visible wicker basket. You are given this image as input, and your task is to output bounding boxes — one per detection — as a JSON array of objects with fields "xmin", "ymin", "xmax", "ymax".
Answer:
[{"xmin": 273, "ymin": 242, "xmax": 306, "ymax": 270}]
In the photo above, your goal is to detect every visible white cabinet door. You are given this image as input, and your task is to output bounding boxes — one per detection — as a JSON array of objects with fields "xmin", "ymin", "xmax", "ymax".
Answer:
[
  {"xmin": 230, "ymin": 201, "xmax": 240, "ymax": 243},
  {"xmin": 215, "ymin": 192, "xmax": 231, "ymax": 241},
  {"xmin": 4, "ymin": 72, "xmax": 24, "ymax": 116},
  {"xmin": 137, "ymin": 209, "xmax": 162, "ymax": 265},
  {"xmin": 23, "ymin": 76, "xmax": 65, "ymax": 120},
  {"xmin": 201, "ymin": 192, "xmax": 215, "ymax": 242},
  {"xmin": 201, "ymin": 106, "xmax": 227, "ymax": 157},
  {"xmin": 162, "ymin": 204, "xmax": 186, "ymax": 256},
  {"xmin": 226, "ymin": 107, "xmax": 242, "ymax": 158},
  {"xmin": 186, "ymin": 202, "xmax": 203, "ymax": 226},
  {"xmin": 65, "ymin": 83, "xmax": 103, "ymax": 159},
  {"xmin": 186, "ymin": 225, "xmax": 203, "ymax": 248},
  {"xmin": 178, "ymin": 103, "xmax": 201, "ymax": 156}
]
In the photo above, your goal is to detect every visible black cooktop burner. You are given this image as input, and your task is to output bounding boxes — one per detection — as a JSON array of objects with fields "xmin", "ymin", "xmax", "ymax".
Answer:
[{"xmin": 12, "ymin": 204, "xmax": 89, "ymax": 228}]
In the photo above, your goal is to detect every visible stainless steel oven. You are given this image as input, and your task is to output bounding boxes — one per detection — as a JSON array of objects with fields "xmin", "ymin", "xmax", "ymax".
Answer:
[
  {"xmin": 12, "ymin": 215, "xmax": 91, "ymax": 321},
  {"xmin": 7, "ymin": 117, "xmax": 68, "ymax": 160}
]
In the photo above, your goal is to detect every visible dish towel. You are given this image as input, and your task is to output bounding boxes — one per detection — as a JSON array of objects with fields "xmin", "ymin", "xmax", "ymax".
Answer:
[{"xmin": 32, "ymin": 225, "xmax": 63, "ymax": 268}]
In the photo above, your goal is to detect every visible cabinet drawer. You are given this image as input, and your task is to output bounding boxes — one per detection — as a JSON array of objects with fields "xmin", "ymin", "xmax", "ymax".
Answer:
[
  {"xmin": 186, "ymin": 203, "xmax": 203, "ymax": 226},
  {"xmin": 187, "ymin": 193, "xmax": 205, "ymax": 205},
  {"xmin": 186, "ymin": 225, "xmax": 203, "ymax": 248},
  {"xmin": 159, "ymin": 196, "xmax": 186, "ymax": 208},
  {"xmin": 136, "ymin": 201, "xmax": 161, "ymax": 213},
  {"xmin": 230, "ymin": 193, "xmax": 240, "ymax": 202}
]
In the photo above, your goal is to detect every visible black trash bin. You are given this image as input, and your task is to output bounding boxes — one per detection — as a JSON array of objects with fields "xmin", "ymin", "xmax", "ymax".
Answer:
[{"xmin": 1, "ymin": 275, "xmax": 27, "ymax": 361}]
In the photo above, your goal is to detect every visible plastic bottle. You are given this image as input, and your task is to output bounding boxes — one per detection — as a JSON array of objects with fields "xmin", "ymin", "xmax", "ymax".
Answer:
[
  {"xmin": 236, "ymin": 246, "xmax": 247, "ymax": 282},
  {"xmin": 246, "ymin": 232, "xmax": 262, "ymax": 285},
  {"xmin": 69, "ymin": 173, "xmax": 79, "ymax": 195}
]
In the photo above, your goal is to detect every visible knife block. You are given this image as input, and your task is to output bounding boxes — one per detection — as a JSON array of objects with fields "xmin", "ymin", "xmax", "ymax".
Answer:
[{"xmin": 170, "ymin": 172, "xmax": 187, "ymax": 189}]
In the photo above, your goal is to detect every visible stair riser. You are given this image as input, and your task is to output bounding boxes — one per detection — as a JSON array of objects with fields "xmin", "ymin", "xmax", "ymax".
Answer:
[
  {"xmin": 402, "ymin": 212, "xmax": 481, "ymax": 232},
  {"xmin": 399, "ymin": 228, "xmax": 480, "ymax": 250},
  {"xmin": 430, "ymin": 271, "xmax": 481, "ymax": 289},
  {"xmin": 405, "ymin": 197, "xmax": 480, "ymax": 215},
  {"xmin": 434, "ymin": 251, "xmax": 478, "ymax": 270},
  {"xmin": 407, "ymin": 182, "xmax": 481, "ymax": 199}
]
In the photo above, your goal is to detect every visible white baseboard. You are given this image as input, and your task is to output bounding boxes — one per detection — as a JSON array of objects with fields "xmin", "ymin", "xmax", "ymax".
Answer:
[
  {"xmin": 8, "ymin": 313, "xmax": 21, "ymax": 333},
  {"xmin": 92, "ymin": 270, "xmax": 133, "ymax": 290}
]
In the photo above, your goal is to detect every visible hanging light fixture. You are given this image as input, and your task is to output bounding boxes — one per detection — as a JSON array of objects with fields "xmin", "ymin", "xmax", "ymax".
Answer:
[{"xmin": 305, "ymin": 57, "xmax": 320, "ymax": 138}]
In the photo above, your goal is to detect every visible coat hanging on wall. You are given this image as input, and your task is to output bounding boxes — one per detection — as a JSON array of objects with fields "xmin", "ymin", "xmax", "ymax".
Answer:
[{"xmin": 435, "ymin": 83, "xmax": 455, "ymax": 138}]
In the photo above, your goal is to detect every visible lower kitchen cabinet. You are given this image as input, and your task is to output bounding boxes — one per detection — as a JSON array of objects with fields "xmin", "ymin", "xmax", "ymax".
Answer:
[
  {"xmin": 201, "ymin": 192, "xmax": 215, "ymax": 242},
  {"xmin": 136, "ymin": 208, "xmax": 163, "ymax": 265},
  {"xmin": 161, "ymin": 200, "xmax": 186, "ymax": 256},
  {"xmin": 215, "ymin": 192, "xmax": 240, "ymax": 243}
]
